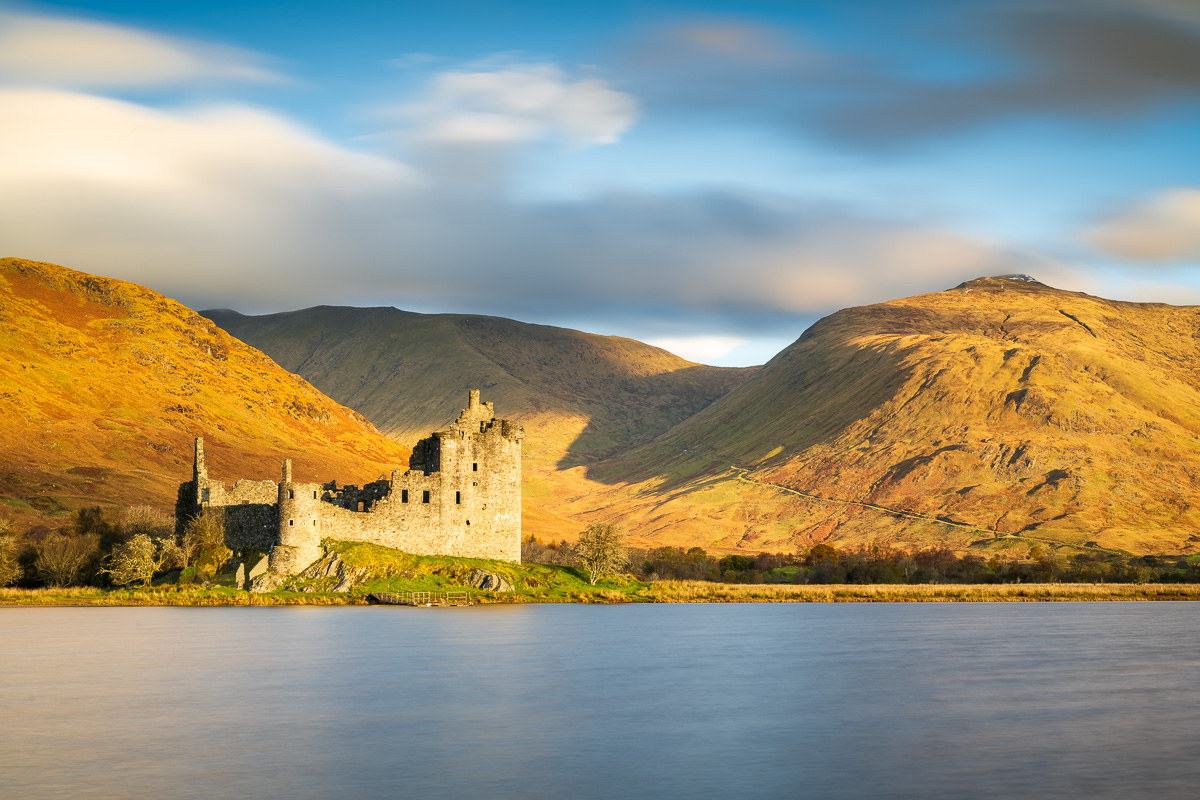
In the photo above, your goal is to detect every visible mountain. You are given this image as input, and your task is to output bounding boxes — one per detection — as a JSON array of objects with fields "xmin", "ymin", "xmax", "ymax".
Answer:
[
  {"xmin": 202, "ymin": 305, "xmax": 756, "ymax": 539},
  {"xmin": 0, "ymin": 258, "xmax": 412, "ymax": 527},
  {"xmin": 594, "ymin": 276, "xmax": 1200, "ymax": 555}
]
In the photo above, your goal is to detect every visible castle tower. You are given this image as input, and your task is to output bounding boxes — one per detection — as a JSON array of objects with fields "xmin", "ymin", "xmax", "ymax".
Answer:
[
  {"xmin": 269, "ymin": 457, "xmax": 322, "ymax": 573},
  {"xmin": 193, "ymin": 437, "xmax": 206, "ymax": 483},
  {"xmin": 431, "ymin": 389, "xmax": 522, "ymax": 561}
]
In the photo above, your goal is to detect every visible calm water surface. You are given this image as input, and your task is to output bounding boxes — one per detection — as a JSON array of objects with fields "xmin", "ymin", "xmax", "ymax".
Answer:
[{"xmin": 2, "ymin": 603, "xmax": 1199, "ymax": 799}]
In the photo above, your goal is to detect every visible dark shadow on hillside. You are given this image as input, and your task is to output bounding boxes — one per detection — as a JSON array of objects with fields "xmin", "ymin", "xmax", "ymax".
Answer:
[
  {"xmin": 567, "ymin": 326, "xmax": 914, "ymax": 491},
  {"xmin": 554, "ymin": 364, "xmax": 760, "ymax": 470}
]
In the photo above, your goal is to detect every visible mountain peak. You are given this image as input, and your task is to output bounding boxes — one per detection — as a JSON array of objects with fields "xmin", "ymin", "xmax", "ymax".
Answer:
[{"xmin": 952, "ymin": 274, "xmax": 1050, "ymax": 292}]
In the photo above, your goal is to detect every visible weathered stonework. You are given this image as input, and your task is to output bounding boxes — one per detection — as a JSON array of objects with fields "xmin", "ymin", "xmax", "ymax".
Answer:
[{"xmin": 176, "ymin": 390, "xmax": 523, "ymax": 573}]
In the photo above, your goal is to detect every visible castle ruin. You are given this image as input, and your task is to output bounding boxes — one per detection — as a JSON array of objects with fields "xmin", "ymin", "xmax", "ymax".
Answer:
[{"xmin": 176, "ymin": 390, "xmax": 523, "ymax": 573}]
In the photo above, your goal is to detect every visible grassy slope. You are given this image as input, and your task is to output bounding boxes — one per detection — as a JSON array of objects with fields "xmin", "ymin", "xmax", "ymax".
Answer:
[
  {"xmin": 0, "ymin": 258, "xmax": 412, "ymax": 528},
  {"xmin": 591, "ymin": 277, "xmax": 1200, "ymax": 555},
  {"xmin": 203, "ymin": 305, "xmax": 756, "ymax": 540}
]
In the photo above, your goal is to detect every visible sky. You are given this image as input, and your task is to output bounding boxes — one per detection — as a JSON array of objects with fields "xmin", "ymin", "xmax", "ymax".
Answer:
[{"xmin": 1, "ymin": 0, "xmax": 1199, "ymax": 366}]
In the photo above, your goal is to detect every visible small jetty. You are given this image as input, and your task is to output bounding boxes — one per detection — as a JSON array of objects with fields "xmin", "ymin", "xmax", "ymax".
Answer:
[{"xmin": 367, "ymin": 591, "xmax": 473, "ymax": 607}]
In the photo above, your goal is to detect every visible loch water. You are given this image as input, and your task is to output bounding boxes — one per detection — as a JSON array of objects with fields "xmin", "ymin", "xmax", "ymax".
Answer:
[{"xmin": 2, "ymin": 602, "xmax": 1199, "ymax": 799}]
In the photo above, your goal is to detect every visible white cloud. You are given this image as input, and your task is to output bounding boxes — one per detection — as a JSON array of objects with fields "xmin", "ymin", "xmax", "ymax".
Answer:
[
  {"xmin": 1085, "ymin": 188, "xmax": 1200, "ymax": 262},
  {"xmin": 0, "ymin": 12, "xmax": 285, "ymax": 88},
  {"xmin": 644, "ymin": 335, "xmax": 748, "ymax": 363},
  {"xmin": 0, "ymin": 88, "xmax": 1036, "ymax": 335},
  {"xmin": 402, "ymin": 62, "xmax": 638, "ymax": 147},
  {"xmin": 0, "ymin": 15, "xmax": 1043, "ymax": 357}
]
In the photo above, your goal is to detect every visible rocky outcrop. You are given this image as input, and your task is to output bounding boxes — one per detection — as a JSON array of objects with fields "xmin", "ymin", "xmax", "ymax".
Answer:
[
  {"xmin": 469, "ymin": 568, "xmax": 514, "ymax": 592},
  {"xmin": 249, "ymin": 549, "xmax": 368, "ymax": 593}
]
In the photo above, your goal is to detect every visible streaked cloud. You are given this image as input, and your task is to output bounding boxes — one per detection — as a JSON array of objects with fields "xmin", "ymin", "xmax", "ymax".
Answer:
[
  {"xmin": 396, "ymin": 62, "xmax": 638, "ymax": 147},
  {"xmin": 0, "ymin": 82, "xmax": 1037, "ymax": 335},
  {"xmin": 0, "ymin": 11, "xmax": 285, "ymax": 88},
  {"xmin": 620, "ymin": 3, "xmax": 1200, "ymax": 147},
  {"xmin": 1084, "ymin": 188, "xmax": 1200, "ymax": 262}
]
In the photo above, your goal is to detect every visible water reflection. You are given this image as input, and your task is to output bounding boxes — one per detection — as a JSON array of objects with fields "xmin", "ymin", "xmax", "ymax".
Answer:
[{"xmin": 2, "ymin": 603, "xmax": 1199, "ymax": 799}]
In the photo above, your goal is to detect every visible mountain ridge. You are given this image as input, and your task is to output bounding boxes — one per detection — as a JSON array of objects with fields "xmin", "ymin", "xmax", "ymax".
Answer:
[{"xmin": 589, "ymin": 275, "xmax": 1200, "ymax": 554}]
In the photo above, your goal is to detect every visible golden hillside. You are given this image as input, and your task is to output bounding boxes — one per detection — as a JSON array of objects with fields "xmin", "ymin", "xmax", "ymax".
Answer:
[
  {"xmin": 591, "ymin": 276, "xmax": 1200, "ymax": 555},
  {"xmin": 203, "ymin": 305, "xmax": 755, "ymax": 540},
  {"xmin": 0, "ymin": 258, "xmax": 412, "ymax": 527}
]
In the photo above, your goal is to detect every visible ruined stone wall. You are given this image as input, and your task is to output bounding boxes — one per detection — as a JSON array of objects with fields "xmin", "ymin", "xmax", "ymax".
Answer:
[
  {"xmin": 178, "ymin": 390, "xmax": 523, "ymax": 574},
  {"xmin": 174, "ymin": 440, "xmax": 278, "ymax": 550}
]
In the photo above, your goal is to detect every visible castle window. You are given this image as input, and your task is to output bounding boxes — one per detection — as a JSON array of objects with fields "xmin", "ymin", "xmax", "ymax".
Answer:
[
  {"xmin": 201, "ymin": 488, "xmax": 210, "ymax": 502},
  {"xmin": 313, "ymin": 520, "xmax": 317, "ymax": 526},
  {"xmin": 402, "ymin": 489, "xmax": 409, "ymax": 503},
  {"xmin": 422, "ymin": 490, "xmax": 430, "ymax": 504},
  {"xmin": 313, "ymin": 491, "xmax": 318, "ymax": 499},
  {"xmin": 289, "ymin": 520, "xmax": 293, "ymax": 526},
  {"xmin": 358, "ymin": 502, "xmax": 365, "ymax": 512},
  {"xmin": 466, "ymin": 520, "xmax": 470, "ymax": 526},
  {"xmin": 288, "ymin": 489, "xmax": 294, "ymax": 499},
  {"xmin": 472, "ymin": 463, "xmax": 478, "ymax": 472},
  {"xmin": 455, "ymin": 491, "xmax": 461, "ymax": 505}
]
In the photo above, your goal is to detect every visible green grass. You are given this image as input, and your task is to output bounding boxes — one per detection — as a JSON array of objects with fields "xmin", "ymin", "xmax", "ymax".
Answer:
[{"xmin": 330, "ymin": 540, "xmax": 639, "ymax": 602}]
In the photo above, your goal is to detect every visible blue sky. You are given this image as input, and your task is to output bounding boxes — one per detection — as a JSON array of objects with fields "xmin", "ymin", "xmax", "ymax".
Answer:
[{"xmin": 2, "ymin": 0, "xmax": 1199, "ymax": 365}]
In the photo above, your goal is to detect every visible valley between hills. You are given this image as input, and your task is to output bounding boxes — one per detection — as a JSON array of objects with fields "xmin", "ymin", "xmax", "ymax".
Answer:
[{"xmin": 3, "ymin": 256, "xmax": 1199, "ymax": 557}]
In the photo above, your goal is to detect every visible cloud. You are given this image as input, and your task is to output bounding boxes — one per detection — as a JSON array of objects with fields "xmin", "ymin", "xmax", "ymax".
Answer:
[
  {"xmin": 1084, "ymin": 188, "xmax": 1200, "ymax": 262},
  {"xmin": 396, "ymin": 62, "xmax": 638, "ymax": 148},
  {"xmin": 0, "ymin": 13, "xmax": 1048, "ymax": 360},
  {"xmin": 826, "ymin": 7, "xmax": 1200, "ymax": 144},
  {"xmin": 0, "ymin": 83, "xmax": 1042, "ymax": 343},
  {"xmin": 619, "ymin": 4, "xmax": 1200, "ymax": 146},
  {"xmin": 0, "ymin": 11, "xmax": 285, "ymax": 88},
  {"xmin": 644, "ymin": 336, "xmax": 747, "ymax": 363}
]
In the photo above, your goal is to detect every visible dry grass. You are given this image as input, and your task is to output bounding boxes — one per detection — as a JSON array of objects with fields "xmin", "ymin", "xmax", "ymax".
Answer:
[
  {"xmin": 6, "ymin": 581, "xmax": 1200, "ymax": 606},
  {"xmin": 0, "ymin": 586, "xmax": 356, "ymax": 606},
  {"xmin": 636, "ymin": 582, "xmax": 1200, "ymax": 603}
]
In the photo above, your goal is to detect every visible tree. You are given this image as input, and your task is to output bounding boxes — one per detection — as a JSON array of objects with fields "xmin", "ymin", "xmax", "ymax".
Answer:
[
  {"xmin": 181, "ymin": 508, "xmax": 229, "ymax": 572},
  {"xmin": 805, "ymin": 543, "xmax": 839, "ymax": 566},
  {"xmin": 102, "ymin": 534, "xmax": 173, "ymax": 587},
  {"xmin": 35, "ymin": 533, "xmax": 100, "ymax": 587},
  {"xmin": 0, "ymin": 535, "xmax": 21, "ymax": 587},
  {"xmin": 573, "ymin": 523, "xmax": 628, "ymax": 585}
]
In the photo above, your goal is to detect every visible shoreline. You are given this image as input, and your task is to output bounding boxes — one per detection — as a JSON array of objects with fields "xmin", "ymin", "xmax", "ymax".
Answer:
[{"xmin": 5, "ymin": 582, "xmax": 1200, "ymax": 606}]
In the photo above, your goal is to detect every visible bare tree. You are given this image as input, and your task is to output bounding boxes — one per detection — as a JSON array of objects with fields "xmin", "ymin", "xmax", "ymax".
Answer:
[
  {"xmin": 119, "ymin": 506, "xmax": 174, "ymax": 538},
  {"xmin": 573, "ymin": 523, "xmax": 629, "ymax": 585},
  {"xmin": 36, "ymin": 533, "xmax": 100, "ymax": 587}
]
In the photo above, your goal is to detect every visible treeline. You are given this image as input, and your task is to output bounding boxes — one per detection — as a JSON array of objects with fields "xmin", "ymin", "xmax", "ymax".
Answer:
[
  {"xmin": 628, "ymin": 542, "xmax": 1200, "ymax": 584},
  {"xmin": 0, "ymin": 506, "xmax": 229, "ymax": 589},
  {"xmin": 524, "ymin": 534, "xmax": 1200, "ymax": 585}
]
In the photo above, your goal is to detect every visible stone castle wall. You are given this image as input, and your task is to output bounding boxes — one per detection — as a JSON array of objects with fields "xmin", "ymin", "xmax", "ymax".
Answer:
[{"xmin": 176, "ymin": 390, "xmax": 523, "ymax": 573}]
